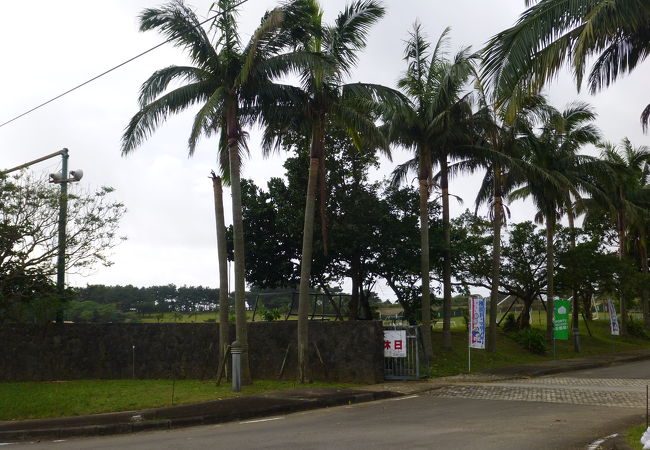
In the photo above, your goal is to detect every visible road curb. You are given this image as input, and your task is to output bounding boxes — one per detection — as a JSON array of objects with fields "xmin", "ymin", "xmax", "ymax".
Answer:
[{"xmin": 0, "ymin": 390, "xmax": 400, "ymax": 442}]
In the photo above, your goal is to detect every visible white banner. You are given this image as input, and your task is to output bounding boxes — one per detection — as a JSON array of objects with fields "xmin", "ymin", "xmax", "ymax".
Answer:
[
  {"xmin": 469, "ymin": 296, "xmax": 487, "ymax": 349},
  {"xmin": 384, "ymin": 330, "xmax": 407, "ymax": 357},
  {"xmin": 608, "ymin": 299, "xmax": 620, "ymax": 336}
]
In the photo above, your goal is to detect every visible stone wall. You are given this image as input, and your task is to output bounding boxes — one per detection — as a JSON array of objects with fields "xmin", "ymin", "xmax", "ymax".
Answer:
[{"xmin": 0, "ymin": 321, "xmax": 384, "ymax": 383}]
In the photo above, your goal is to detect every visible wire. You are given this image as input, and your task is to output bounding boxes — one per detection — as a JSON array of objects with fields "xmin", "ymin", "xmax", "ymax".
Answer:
[{"xmin": 0, "ymin": 0, "xmax": 250, "ymax": 130}]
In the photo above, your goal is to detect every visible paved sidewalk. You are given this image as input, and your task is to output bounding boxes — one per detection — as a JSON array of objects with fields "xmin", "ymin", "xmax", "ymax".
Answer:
[{"xmin": 3, "ymin": 348, "xmax": 650, "ymax": 443}]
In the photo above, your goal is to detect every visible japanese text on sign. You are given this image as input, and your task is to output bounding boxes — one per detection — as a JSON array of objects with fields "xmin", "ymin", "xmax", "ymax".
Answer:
[{"xmin": 384, "ymin": 330, "xmax": 407, "ymax": 357}]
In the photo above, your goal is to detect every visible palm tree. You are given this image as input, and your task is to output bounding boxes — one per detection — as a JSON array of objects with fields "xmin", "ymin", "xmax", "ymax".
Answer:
[
  {"xmin": 210, "ymin": 171, "xmax": 230, "ymax": 375},
  {"xmin": 260, "ymin": 0, "xmax": 401, "ymax": 382},
  {"xmin": 482, "ymin": 0, "xmax": 650, "ymax": 130},
  {"xmin": 389, "ymin": 25, "xmax": 477, "ymax": 352},
  {"xmin": 508, "ymin": 101, "xmax": 601, "ymax": 344},
  {"xmin": 472, "ymin": 79, "xmax": 547, "ymax": 351},
  {"xmin": 121, "ymin": 0, "xmax": 308, "ymax": 384},
  {"xmin": 581, "ymin": 138, "xmax": 650, "ymax": 333}
]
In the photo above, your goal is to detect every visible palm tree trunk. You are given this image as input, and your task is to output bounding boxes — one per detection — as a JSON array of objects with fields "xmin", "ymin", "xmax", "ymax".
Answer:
[
  {"xmin": 545, "ymin": 213, "xmax": 555, "ymax": 345},
  {"xmin": 440, "ymin": 157, "xmax": 452, "ymax": 350},
  {"xmin": 418, "ymin": 175, "xmax": 433, "ymax": 364},
  {"xmin": 297, "ymin": 120, "xmax": 324, "ymax": 383},
  {"xmin": 488, "ymin": 167, "xmax": 502, "ymax": 352},
  {"xmin": 211, "ymin": 174, "xmax": 230, "ymax": 377},
  {"xmin": 567, "ymin": 206, "xmax": 580, "ymax": 352},
  {"xmin": 640, "ymin": 232, "xmax": 650, "ymax": 329},
  {"xmin": 617, "ymin": 209, "xmax": 628, "ymax": 336},
  {"xmin": 227, "ymin": 104, "xmax": 251, "ymax": 385}
]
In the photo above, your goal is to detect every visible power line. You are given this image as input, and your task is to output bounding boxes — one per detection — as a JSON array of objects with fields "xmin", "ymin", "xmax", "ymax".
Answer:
[{"xmin": 0, "ymin": 0, "xmax": 250, "ymax": 130}]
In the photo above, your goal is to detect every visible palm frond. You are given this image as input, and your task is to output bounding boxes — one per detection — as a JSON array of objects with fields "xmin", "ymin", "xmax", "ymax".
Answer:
[
  {"xmin": 121, "ymin": 80, "xmax": 214, "ymax": 155},
  {"xmin": 140, "ymin": 1, "xmax": 220, "ymax": 68},
  {"xmin": 138, "ymin": 65, "xmax": 211, "ymax": 107},
  {"xmin": 326, "ymin": 0, "xmax": 385, "ymax": 74}
]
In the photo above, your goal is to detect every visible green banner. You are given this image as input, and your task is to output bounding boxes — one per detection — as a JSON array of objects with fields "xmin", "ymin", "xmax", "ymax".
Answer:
[{"xmin": 553, "ymin": 299, "xmax": 570, "ymax": 340}]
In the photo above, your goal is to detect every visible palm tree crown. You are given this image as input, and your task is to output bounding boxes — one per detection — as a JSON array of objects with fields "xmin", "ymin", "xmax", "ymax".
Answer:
[{"xmin": 482, "ymin": 0, "xmax": 650, "ymax": 130}]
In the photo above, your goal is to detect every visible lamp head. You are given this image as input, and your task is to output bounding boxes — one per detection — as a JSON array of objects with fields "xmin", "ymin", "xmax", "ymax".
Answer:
[
  {"xmin": 49, "ymin": 172, "xmax": 64, "ymax": 182},
  {"xmin": 70, "ymin": 169, "xmax": 83, "ymax": 181}
]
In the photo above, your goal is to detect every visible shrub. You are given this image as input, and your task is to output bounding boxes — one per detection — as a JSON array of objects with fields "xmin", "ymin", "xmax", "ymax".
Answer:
[
  {"xmin": 514, "ymin": 328, "xmax": 547, "ymax": 354},
  {"xmin": 260, "ymin": 308, "xmax": 281, "ymax": 321},
  {"xmin": 627, "ymin": 318, "xmax": 648, "ymax": 339},
  {"xmin": 502, "ymin": 313, "xmax": 518, "ymax": 333}
]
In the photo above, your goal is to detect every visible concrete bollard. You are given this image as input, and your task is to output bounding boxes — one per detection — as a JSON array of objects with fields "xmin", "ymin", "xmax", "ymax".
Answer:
[{"xmin": 231, "ymin": 340, "xmax": 242, "ymax": 392}]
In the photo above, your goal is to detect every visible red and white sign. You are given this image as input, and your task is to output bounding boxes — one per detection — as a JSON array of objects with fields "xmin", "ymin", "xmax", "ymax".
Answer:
[{"xmin": 384, "ymin": 330, "xmax": 407, "ymax": 357}]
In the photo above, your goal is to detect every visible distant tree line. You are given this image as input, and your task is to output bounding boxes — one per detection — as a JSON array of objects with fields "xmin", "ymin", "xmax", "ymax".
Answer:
[{"xmin": 74, "ymin": 284, "xmax": 225, "ymax": 315}]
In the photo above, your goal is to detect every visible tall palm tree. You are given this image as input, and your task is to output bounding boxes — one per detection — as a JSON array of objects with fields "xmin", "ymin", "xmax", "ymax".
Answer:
[
  {"xmin": 508, "ymin": 101, "xmax": 601, "ymax": 344},
  {"xmin": 482, "ymin": 0, "xmax": 650, "ymax": 130},
  {"xmin": 210, "ymin": 171, "xmax": 230, "ymax": 375},
  {"xmin": 121, "ymin": 0, "xmax": 309, "ymax": 384},
  {"xmin": 260, "ymin": 0, "xmax": 401, "ymax": 382},
  {"xmin": 390, "ymin": 25, "xmax": 477, "ymax": 352},
  {"xmin": 581, "ymin": 138, "xmax": 650, "ymax": 333},
  {"xmin": 472, "ymin": 79, "xmax": 547, "ymax": 351}
]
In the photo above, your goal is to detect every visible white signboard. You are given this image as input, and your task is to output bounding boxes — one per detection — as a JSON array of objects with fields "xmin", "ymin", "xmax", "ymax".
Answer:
[
  {"xmin": 469, "ymin": 296, "xmax": 487, "ymax": 349},
  {"xmin": 608, "ymin": 299, "xmax": 620, "ymax": 336},
  {"xmin": 384, "ymin": 330, "xmax": 407, "ymax": 357}
]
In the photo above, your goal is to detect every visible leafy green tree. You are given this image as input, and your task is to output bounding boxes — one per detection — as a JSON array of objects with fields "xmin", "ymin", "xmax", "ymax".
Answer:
[
  {"xmin": 378, "ymin": 184, "xmax": 443, "ymax": 325},
  {"xmin": 555, "ymin": 231, "xmax": 620, "ymax": 321},
  {"xmin": 0, "ymin": 173, "xmax": 125, "ymax": 323},
  {"xmin": 456, "ymin": 215, "xmax": 553, "ymax": 329},
  {"xmin": 482, "ymin": 0, "xmax": 650, "ymax": 129}
]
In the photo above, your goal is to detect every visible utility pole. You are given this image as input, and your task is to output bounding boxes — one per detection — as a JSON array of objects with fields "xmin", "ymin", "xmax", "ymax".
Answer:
[
  {"xmin": 55, "ymin": 149, "xmax": 69, "ymax": 323},
  {"xmin": 2, "ymin": 148, "xmax": 83, "ymax": 323}
]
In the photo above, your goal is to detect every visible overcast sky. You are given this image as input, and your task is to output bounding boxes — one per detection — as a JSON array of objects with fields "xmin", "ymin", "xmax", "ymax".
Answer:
[{"xmin": 1, "ymin": 1, "xmax": 648, "ymax": 298}]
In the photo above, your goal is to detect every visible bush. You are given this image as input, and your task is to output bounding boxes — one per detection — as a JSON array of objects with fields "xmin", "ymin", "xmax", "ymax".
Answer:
[
  {"xmin": 502, "ymin": 313, "xmax": 518, "ymax": 333},
  {"xmin": 259, "ymin": 308, "xmax": 281, "ymax": 321},
  {"xmin": 514, "ymin": 328, "xmax": 547, "ymax": 354},
  {"xmin": 627, "ymin": 318, "xmax": 648, "ymax": 339}
]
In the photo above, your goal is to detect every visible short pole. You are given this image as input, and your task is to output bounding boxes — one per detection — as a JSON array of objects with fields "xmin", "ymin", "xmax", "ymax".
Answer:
[
  {"xmin": 231, "ymin": 340, "xmax": 242, "ymax": 393},
  {"xmin": 132, "ymin": 345, "xmax": 136, "ymax": 379},
  {"xmin": 646, "ymin": 385, "xmax": 648, "ymax": 429}
]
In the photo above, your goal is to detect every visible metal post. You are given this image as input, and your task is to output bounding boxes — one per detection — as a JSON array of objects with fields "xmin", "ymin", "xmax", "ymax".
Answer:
[
  {"xmin": 55, "ymin": 149, "xmax": 69, "ymax": 323},
  {"xmin": 231, "ymin": 340, "xmax": 242, "ymax": 392}
]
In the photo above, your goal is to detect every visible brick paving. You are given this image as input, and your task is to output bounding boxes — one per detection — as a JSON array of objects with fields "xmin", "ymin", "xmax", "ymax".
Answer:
[{"xmin": 427, "ymin": 376, "xmax": 649, "ymax": 408}]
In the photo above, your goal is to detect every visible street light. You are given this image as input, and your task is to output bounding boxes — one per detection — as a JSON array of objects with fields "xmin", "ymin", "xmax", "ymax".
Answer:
[{"xmin": 2, "ymin": 148, "xmax": 83, "ymax": 323}]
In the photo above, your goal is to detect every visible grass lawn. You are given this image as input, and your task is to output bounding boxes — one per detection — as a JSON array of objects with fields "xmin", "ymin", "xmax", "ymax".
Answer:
[
  {"xmin": 0, "ymin": 379, "xmax": 355, "ymax": 421},
  {"xmin": 428, "ymin": 318, "xmax": 650, "ymax": 377},
  {"xmin": 627, "ymin": 424, "xmax": 647, "ymax": 449}
]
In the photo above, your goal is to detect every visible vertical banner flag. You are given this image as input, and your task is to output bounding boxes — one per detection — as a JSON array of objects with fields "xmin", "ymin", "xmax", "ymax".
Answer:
[
  {"xmin": 553, "ymin": 299, "xmax": 570, "ymax": 340},
  {"xmin": 607, "ymin": 299, "xmax": 620, "ymax": 336},
  {"xmin": 384, "ymin": 330, "xmax": 407, "ymax": 357},
  {"xmin": 469, "ymin": 296, "xmax": 486, "ymax": 349}
]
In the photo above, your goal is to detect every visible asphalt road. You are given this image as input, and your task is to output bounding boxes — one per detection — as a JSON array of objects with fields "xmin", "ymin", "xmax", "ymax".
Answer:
[{"xmin": 12, "ymin": 361, "xmax": 650, "ymax": 450}]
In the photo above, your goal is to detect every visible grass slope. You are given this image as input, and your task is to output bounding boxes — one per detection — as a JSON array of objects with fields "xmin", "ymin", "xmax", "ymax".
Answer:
[
  {"xmin": 0, "ymin": 379, "xmax": 354, "ymax": 421},
  {"xmin": 429, "ymin": 318, "xmax": 650, "ymax": 377}
]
